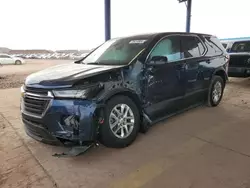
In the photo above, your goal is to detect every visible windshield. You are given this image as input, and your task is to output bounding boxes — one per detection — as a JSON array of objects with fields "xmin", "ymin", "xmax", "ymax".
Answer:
[
  {"xmin": 81, "ymin": 36, "xmax": 151, "ymax": 65},
  {"xmin": 231, "ymin": 41, "xmax": 250, "ymax": 52}
]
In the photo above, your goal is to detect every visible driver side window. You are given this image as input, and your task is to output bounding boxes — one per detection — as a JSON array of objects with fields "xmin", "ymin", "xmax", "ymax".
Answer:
[{"xmin": 149, "ymin": 36, "xmax": 181, "ymax": 63}]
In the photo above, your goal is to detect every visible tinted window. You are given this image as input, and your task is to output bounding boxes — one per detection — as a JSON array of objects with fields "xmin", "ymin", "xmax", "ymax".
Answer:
[
  {"xmin": 231, "ymin": 41, "xmax": 250, "ymax": 52},
  {"xmin": 81, "ymin": 36, "xmax": 152, "ymax": 65},
  {"xmin": 149, "ymin": 36, "xmax": 181, "ymax": 62},
  {"xmin": 203, "ymin": 36, "xmax": 224, "ymax": 56},
  {"xmin": 181, "ymin": 36, "xmax": 205, "ymax": 58},
  {"xmin": 0, "ymin": 55, "xmax": 10, "ymax": 58}
]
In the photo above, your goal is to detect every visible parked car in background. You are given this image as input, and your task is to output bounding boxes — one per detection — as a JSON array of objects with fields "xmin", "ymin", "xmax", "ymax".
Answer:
[
  {"xmin": 21, "ymin": 32, "xmax": 228, "ymax": 149},
  {"xmin": 0, "ymin": 54, "xmax": 25, "ymax": 65},
  {"xmin": 224, "ymin": 40, "xmax": 250, "ymax": 77}
]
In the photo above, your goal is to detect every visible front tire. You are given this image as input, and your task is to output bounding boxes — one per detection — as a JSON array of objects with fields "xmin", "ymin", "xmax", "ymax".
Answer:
[
  {"xmin": 207, "ymin": 75, "xmax": 225, "ymax": 107},
  {"xmin": 99, "ymin": 95, "xmax": 140, "ymax": 148}
]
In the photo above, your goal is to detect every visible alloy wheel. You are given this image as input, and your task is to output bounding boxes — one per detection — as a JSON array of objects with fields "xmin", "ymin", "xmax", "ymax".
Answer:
[{"xmin": 109, "ymin": 103, "xmax": 135, "ymax": 139}]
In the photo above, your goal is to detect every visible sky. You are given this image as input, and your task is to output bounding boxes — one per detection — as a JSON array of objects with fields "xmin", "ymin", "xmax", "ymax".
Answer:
[{"xmin": 0, "ymin": 0, "xmax": 249, "ymax": 50}]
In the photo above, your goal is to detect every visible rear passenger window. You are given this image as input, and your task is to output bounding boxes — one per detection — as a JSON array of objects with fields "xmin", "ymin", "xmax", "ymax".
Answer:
[
  {"xmin": 181, "ymin": 36, "xmax": 205, "ymax": 58},
  {"xmin": 203, "ymin": 36, "xmax": 224, "ymax": 56}
]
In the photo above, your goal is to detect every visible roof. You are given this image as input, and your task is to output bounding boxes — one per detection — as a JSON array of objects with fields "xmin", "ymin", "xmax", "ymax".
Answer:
[
  {"xmin": 220, "ymin": 37, "xmax": 250, "ymax": 41},
  {"xmin": 221, "ymin": 39, "xmax": 250, "ymax": 43},
  {"xmin": 116, "ymin": 32, "xmax": 213, "ymax": 40}
]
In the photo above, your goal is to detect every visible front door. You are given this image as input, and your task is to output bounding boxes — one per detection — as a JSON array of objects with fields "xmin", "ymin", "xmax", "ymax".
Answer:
[{"xmin": 143, "ymin": 35, "xmax": 186, "ymax": 121}]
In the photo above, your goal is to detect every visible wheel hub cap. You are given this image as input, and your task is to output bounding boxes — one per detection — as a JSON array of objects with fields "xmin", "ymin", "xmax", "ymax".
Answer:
[
  {"xmin": 212, "ymin": 81, "xmax": 222, "ymax": 103},
  {"xmin": 109, "ymin": 104, "xmax": 135, "ymax": 139}
]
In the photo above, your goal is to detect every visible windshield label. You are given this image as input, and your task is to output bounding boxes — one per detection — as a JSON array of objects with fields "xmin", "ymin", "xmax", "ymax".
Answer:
[{"xmin": 129, "ymin": 40, "xmax": 147, "ymax": 44}]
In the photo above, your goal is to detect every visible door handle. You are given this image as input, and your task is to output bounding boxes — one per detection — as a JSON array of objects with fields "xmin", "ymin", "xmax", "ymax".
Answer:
[{"xmin": 180, "ymin": 63, "xmax": 188, "ymax": 70}]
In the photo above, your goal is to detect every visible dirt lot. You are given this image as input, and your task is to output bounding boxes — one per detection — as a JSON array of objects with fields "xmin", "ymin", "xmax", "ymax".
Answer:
[
  {"xmin": 0, "ymin": 59, "xmax": 70, "ymax": 89},
  {"xmin": 1, "ymin": 60, "xmax": 250, "ymax": 188}
]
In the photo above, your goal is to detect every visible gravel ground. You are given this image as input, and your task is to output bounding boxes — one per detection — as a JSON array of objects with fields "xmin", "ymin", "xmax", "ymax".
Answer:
[
  {"xmin": 0, "ymin": 59, "xmax": 71, "ymax": 89},
  {"xmin": 0, "ymin": 74, "xmax": 29, "ymax": 89}
]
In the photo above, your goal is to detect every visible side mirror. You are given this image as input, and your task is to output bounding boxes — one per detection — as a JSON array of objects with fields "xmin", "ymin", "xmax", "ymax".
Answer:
[{"xmin": 148, "ymin": 56, "xmax": 168, "ymax": 65}]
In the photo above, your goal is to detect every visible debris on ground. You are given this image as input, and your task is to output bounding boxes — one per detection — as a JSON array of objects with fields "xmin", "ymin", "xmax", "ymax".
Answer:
[{"xmin": 52, "ymin": 144, "xmax": 96, "ymax": 158}]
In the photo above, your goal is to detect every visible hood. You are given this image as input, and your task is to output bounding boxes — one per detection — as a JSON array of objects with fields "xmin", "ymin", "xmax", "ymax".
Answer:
[{"xmin": 25, "ymin": 62, "xmax": 124, "ymax": 87}]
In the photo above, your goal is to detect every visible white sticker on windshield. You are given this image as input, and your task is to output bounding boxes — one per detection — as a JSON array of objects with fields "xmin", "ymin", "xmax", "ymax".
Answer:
[{"xmin": 129, "ymin": 40, "xmax": 147, "ymax": 44}]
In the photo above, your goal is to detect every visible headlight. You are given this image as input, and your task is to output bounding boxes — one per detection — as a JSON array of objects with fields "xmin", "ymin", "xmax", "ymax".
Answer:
[{"xmin": 52, "ymin": 89, "xmax": 89, "ymax": 99}]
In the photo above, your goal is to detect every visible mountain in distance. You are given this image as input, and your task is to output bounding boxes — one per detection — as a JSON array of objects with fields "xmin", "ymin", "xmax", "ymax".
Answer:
[
  {"xmin": 0, "ymin": 47, "xmax": 90, "ymax": 55},
  {"xmin": 0, "ymin": 47, "xmax": 11, "ymax": 53}
]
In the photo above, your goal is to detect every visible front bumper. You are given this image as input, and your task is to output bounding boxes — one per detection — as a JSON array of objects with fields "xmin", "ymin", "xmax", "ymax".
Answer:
[
  {"xmin": 22, "ymin": 98, "xmax": 99, "ymax": 145},
  {"xmin": 22, "ymin": 113, "xmax": 62, "ymax": 145},
  {"xmin": 228, "ymin": 67, "xmax": 250, "ymax": 77}
]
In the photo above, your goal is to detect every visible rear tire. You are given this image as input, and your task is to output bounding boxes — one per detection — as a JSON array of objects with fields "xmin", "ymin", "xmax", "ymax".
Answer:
[
  {"xmin": 15, "ymin": 60, "xmax": 22, "ymax": 65},
  {"xmin": 207, "ymin": 75, "xmax": 225, "ymax": 107},
  {"xmin": 99, "ymin": 95, "xmax": 140, "ymax": 148}
]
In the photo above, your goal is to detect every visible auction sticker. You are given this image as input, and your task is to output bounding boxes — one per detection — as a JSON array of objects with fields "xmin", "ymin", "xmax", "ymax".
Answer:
[{"xmin": 129, "ymin": 40, "xmax": 147, "ymax": 44}]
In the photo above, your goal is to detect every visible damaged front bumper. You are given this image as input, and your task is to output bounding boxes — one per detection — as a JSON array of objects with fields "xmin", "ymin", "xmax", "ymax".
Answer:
[{"xmin": 21, "ymin": 98, "xmax": 100, "ymax": 146}]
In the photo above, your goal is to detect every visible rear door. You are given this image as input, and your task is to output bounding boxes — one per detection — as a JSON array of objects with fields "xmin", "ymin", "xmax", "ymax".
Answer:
[{"xmin": 181, "ymin": 35, "xmax": 207, "ymax": 93}]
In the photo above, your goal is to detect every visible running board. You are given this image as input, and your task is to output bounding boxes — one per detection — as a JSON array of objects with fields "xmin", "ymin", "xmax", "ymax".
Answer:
[{"xmin": 149, "ymin": 103, "xmax": 204, "ymax": 126}]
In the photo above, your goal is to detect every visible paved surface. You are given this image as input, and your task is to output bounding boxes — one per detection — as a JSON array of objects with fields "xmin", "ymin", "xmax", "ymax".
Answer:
[{"xmin": 0, "ymin": 77, "xmax": 250, "ymax": 188}]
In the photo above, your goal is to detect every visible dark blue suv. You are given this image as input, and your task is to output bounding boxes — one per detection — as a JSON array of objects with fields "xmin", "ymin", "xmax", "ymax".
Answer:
[{"xmin": 21, "ymin": 32, "xmax": 229, "ymax": 148}]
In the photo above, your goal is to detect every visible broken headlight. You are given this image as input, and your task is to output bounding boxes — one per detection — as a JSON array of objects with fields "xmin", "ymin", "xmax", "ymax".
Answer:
[
  {"xmin": 52, "ymin": 85, "xmax": 102, "ymax": 99},
  {"xmin": 52, "ymin": 89, "xmax": 90, "ymax": 99}
]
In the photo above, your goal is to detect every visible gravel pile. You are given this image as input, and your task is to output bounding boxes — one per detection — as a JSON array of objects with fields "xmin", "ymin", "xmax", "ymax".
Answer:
[{"xmin": 0, "ymin": 74, "xmax": 27, "ymax": 89}]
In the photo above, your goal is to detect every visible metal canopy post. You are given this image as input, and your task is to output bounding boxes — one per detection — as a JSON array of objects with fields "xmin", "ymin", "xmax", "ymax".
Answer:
[
  {"xmin": 104, "ymin": 0, "xmax": 111, "ymax": 41},
  {"xmin": 178, "ymin": 0, "xmax": 192, "ymax": 32},
  {"xmin": 186, "ymin": 0, "xmax": 192, "ymax": 33}
]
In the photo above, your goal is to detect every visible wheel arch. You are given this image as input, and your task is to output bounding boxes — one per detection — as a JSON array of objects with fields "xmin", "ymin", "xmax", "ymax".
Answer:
[
  {"xmin": 95, "ymin": 88, "xmax": 143, "ymax": 122},
  {"xmin": 213, "ymin": 68, "xmax": 228, "ymax": 85},
  {"xmin": 98, "ymin": 89, "xmax": 142, "ymax": 112}
]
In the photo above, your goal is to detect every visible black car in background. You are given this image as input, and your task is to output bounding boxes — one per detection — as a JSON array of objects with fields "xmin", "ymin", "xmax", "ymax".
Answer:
[
  {"xmin": 222, "ymin": 40, "xmax": 250, "ymax": 77},
  {"xmin": 21, "ymin": 32, "xmax": 229, "ymax": 148}
]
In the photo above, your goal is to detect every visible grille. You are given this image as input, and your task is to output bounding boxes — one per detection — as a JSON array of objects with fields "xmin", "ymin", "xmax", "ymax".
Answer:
[
  {"xmin": 23, "ymin": 96, "xmax": 49, "ymax": 116},
  {"xmin": 229, "ymin": 55, "xmax": 250, "ymax": 67},
  {"xmin": 25, "ymin": 86, "xmax": 48, "ymax": 95},
  {"xmin": 22, "ymin": 87, "xmax": 52, "ymax": 117}
]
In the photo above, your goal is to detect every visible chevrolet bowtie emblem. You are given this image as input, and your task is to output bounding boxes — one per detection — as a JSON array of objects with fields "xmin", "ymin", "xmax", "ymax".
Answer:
[
  {"xmin": 20, "ymin": 85, "xmax": 25, "ymax": 98},
  {"xmin": 21, "ymin": 91, "xmax": 25, "ymax": 98}
]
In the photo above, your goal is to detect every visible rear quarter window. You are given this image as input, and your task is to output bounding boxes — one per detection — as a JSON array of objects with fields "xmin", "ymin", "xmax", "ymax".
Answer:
[
  {"xmin": 204, "ymin": 36, "xmax": 224, "ymax": 56},
  {"xmin": 222, "ymin": 43, "xmax": 227, "ymax": 48}
]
